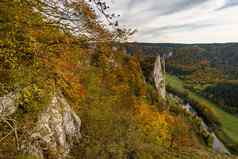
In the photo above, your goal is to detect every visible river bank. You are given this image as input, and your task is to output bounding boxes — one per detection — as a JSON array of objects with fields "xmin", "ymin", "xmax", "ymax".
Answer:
[{"xmin": 166, "ymin": 74, "xmax": 238, "ymax": 155}]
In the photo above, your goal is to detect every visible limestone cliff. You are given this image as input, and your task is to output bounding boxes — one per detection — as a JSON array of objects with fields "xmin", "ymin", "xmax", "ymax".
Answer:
[{"xmin": 0, "ymin": 90, "xmax": 81, "ymax": 159}]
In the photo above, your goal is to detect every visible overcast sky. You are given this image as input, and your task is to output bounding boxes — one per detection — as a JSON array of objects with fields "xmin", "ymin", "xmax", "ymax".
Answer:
[{"xmin": 108, "ymin": 0, "xmax": 238, "ymax": 43}]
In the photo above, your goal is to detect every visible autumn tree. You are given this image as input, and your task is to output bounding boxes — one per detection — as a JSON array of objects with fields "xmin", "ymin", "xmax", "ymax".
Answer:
[{"xmin": 21, "ymin": 0, "xmax": 134, "ymax": 42}]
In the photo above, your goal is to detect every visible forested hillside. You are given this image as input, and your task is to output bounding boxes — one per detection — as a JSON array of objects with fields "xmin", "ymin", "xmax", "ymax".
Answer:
[
  {"xmin": 126, "ymin": 42, "xmax": 238, "ymax": 79},
  {"xmin": 0, "ymin": 1, "xmax": 238, "ymax": 159}
]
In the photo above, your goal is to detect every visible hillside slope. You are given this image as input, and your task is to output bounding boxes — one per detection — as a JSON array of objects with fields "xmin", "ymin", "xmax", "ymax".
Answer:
[{"xmin": 0, "ymin": 1, "xmax": 238, "ymax": 159}]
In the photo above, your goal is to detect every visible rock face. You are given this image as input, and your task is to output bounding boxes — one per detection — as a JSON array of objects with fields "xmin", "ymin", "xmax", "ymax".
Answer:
[
  {"xmin": 0, "ymin": 90, "xmax": 81, "ymax": 159},
  {"xmin": 22, "ymin": 91, "xmax": 81, "ymax": 159},
  {"xmin": 0, "ymin": 92, "xmax": 18, "ymax": 117},
  {"xmin": 153, "ymin": 55, "xmax": 166, "ymax": 99}
]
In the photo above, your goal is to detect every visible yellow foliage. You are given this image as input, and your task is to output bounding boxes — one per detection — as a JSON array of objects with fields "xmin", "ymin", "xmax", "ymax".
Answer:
[{"xmin": 134, "ymin": 103, "xmax": 173, "ymax": 147}]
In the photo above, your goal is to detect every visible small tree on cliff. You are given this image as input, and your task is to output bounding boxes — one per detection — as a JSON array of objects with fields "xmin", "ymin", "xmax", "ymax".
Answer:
[{"xmin": 23, "ymin": 0, "xmax": 135, "ymax": 42}]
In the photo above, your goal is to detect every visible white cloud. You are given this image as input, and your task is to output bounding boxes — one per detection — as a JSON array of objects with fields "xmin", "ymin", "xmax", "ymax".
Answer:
[{"xmin": 108, "ymin": 0, "xmax": 238, "ymax": 43}]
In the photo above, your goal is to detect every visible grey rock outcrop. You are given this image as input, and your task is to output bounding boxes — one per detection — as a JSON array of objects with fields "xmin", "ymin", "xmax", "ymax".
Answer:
[
  {"xmin": 22, "ymin": 91, "xmax": 81, "ymax": 159},
  {"xmin": 0, "ymin": 90, "xmax": 81, "ymax": 159},
  {"xmin": 153, "ymin": 55, "xmax": 166, "ymax": 99},
  {"xmin": 0, "ymin": 92, "xmax": 18, "ymax": 117}
]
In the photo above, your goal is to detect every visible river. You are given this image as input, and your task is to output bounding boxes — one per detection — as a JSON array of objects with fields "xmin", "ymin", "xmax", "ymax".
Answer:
[{"xmin": 172, "ymin": 95, "xmax": 230, "ymax": 154}]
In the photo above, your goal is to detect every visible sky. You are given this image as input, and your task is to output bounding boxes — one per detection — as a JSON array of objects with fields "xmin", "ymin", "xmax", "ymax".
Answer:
[{"xmin": 108, "ymin": 0, "xmax": 238, "ymax": 43}]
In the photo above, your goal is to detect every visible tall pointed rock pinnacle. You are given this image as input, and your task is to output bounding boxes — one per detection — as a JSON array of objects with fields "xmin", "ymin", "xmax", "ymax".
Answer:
[{"xmin": 153, "ymin": 55, "xmax": 166, "ymax": 99}]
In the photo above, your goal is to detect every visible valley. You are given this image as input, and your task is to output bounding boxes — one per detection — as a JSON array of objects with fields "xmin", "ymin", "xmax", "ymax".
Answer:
[
  {"xmin": 127, "ymin": 43, "xmax": 238, "ymax": 116},
  {"xmin": 166, "ymin": 74, "xmax": 238, "ymax": 154},
  {"xmin": 135, "ymin": 42, "xmax": 238, "ymax": 155},
  {"xmin": 1, "ymin": 1, "xmax": 238, "ymax": 159}
]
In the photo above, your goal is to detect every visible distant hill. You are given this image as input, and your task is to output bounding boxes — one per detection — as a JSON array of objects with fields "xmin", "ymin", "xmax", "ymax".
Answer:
[{"xmin": 125, "ymin": 42, "xmax": 238, "ymax": 79}]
